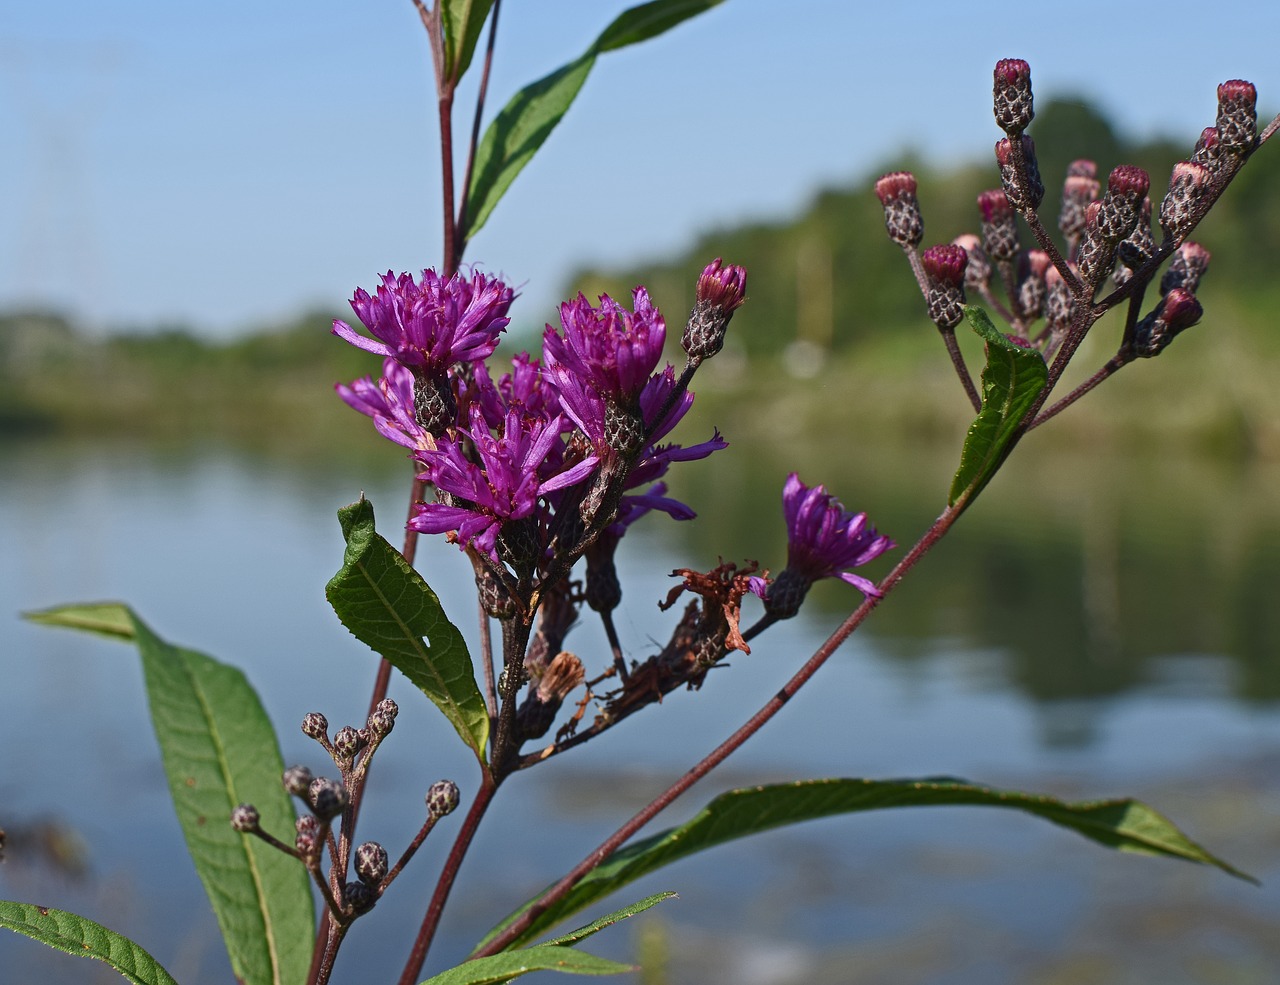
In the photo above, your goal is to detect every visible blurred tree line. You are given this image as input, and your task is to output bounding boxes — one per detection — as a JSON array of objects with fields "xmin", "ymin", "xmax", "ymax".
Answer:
[{"xmin": 3, "ymin": 98, "xmax": 1277, "ymax": 443}]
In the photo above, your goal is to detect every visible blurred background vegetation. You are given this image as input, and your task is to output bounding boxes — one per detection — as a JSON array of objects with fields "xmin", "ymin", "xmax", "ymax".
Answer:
[{"xmin": 5, "ymin": 98, "xmax": 1278, "ymax": 462}]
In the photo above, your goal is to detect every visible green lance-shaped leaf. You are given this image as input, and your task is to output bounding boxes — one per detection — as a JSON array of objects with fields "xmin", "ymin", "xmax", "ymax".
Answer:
[
  {"xmin": 0, "ymin": 901, "xmax": 181, "ymax": 985},
  {"xmin": 463, "ymin": 0, "xmax": 724, "ymax": 240},
  {"xmin": 23, "ymin": 604, "xmax": 315, "ymax": 985},
  {"xmin": 421, "ymin": 945, "xmax": 635, "ymax": 985},
  {"xmin": 441, "ymin": 0, "xmax": 496, "ymax": 84},
  {"xmin": 949, "ymin": 305, "xmax": 1048, "ymax": 506},
  {"xmin": 480, "ymin": 776, "xmax": 1254, "ymax": 951},
  {"xmin": 540, "ymin": 892, "xmax": 677, "ymax": 949},
  {"xmin": 326, "ymin": 498, "xmax": 489, "ymax": 762}
]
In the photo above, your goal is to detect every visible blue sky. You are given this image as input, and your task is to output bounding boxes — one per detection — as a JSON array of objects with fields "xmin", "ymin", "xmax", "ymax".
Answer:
[{"xmin": 1, "ymin": 0, "xmax": 1276, "ymax": 336}]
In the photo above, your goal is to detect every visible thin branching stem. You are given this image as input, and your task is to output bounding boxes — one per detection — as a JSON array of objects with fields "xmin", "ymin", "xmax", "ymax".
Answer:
[
  {"xmin": 940, "ymin": 328, "xmax": 982, "ymax": 411},
  {"xmin": 456, "ymin": 0, "xmax": 503, "ymax": 252},
  {"xmin": 1028, "ymin": 353, "xmax": 1129, "ymax": 430},
  {"xmin": 474, "ymin": 501, "xmax": 969, "ymax": 957}
]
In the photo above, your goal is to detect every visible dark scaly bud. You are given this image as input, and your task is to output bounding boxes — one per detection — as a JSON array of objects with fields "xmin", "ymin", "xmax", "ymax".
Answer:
[
  {"xmin": 875, "ymin": 171, "xmax": 924, "ymax": 248},
  {"xmin": 1095, "ymin": 166, "xmax": 1149, "ymax": 243},
  {"xmin": 585, "ymin": 529, "xmax": 623, "ymax": 614},
  {"xmin": 993, "ymin": 58, "xmax": 1034, "ymax": 134},
  {"xmin": 497, "ymin": 514, "xmax": 541, "ymax": 576},
  {"xmin": 426, "ymin": 780, "xmax": 460, "ymax": 818},
  {"xmin": 1017, "ymin": 250, "xmax": 1051, "ymax": 320},
  {"xmin": 295, "ymin": 815, "xmax": 320, "ymax": 856},
  {"xmin": 1043, "ymin": 265, "xmax": 1076, "ymax": 345},
  {"xmin": 230, "ymin": 804, "xmax": 260, "ymax": 833},
  {"xmin": 978, "ymin": 189, "xmax": 1020, "ymax": 262},
  {"xmin": 516, "ymin": 650, "xmax": 586, "ymax": 741},
  {"xmin": 331, "ymin": 725, "xmax": 365, "ymax": 769},
  {"xmin": 308, "ymin": 777, "xmax": 348, "ymax": 821},
  {"xmin": 1160, "ymin": 161, "xmax": 1214, "ymax": 243},
  {"xmin": 1059, "ymin": 173, "xmax": 1100, "ymax": 256},
  {"xmin": 682, "ymin": 258, "xmax": 746, "ymax": 362},
  {"xmin": 355, "ymin": 841, "xmax": 389, "ymax": 886},
  {"xmin": 1115, "ymin": 198, "xmax": 1155, "ymax": 287},
  {"xmin": 952, "ymin": 234, "xmax": 991, "ymax": 292},
  {"xmin": 995, "ymin": 135, "xmax": 1044, "ymax": 209},
  {"xmin": 1131, "ymin": 288, "xmax": 1203, "ymax": 358},
  {"xmin": 343, "ymin": 880, "xmax": 376, "ymax": 915},
  {"xmin": 412, "ymin": 375, "xmax": 458, "ymax": 438},
  {"xmin": 282, "ymin": 765, "xmax": 314, "ymax": 798},
  {"xmin": 1192, "ymin": 126, "xmax": 1224, "ymax": 175},
  {"xmin": 1215, "ymin": 79, "xmax": 1258, "ymax": 155},
  {"xmin": 366, "ymin": 698, "xmax": 397, "ymax": 739},
  {"xmin": 1067, "ymin": 160, "xmax": 1097, "ymax": 179},
  {"xmin": 301, "ymin": 712, "xmax": 329, "ymax": 742},
  {"xmin": 1160, "ymin": 242, "xmax": 1211, "ymax": 295},
  {"xmin": 1076, "ymin": 202, "xmax": 1116, "ymax": 288},
  {"xmin": 921, "ymin": 244, "xmax": 968, "ymax": 330},
  {"xmin": 475, "ymin": 566, "xmax": 516, "ymax": 620}
]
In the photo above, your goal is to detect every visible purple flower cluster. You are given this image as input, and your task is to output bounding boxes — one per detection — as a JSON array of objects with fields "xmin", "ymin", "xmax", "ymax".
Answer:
[{"xmin": 336, "ymin": 265, "xmax": 735, "ymax": 569}]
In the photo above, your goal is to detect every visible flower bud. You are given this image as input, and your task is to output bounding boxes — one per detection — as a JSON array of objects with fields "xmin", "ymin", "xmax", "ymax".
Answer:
[
  {"xmin": 1192, "ymin": 126, "xmax": 1224, "ymax": 174},
  {"xmin": 1215, "ymin": 79, "xmax": 1258, "ymax": 154},
  {"xmin": 1132, "ymin": 288, "xmax": 1203, "ymax": 358},
  {"xmin": 344, "ymin": 880, "xmax": 376, "ymax": 915},
  {"xmin": 309, "ymin": 777, "xmax": 348, "ymax": 821},
  {"xmin": 301, "ymin": 712, "xmax": 329, "ymax": 741},
  {"xmin": 1067, "ymin": 159, "xmax": 1097, "ymax": 179},
  {"xmin": 296, "ymin": 815, "xmax": 319, "ymax": 837},
  {"xmin": 1017, "ymin": 251, "xmax": 1051, "ymax": 320},
  {"xmin": 1059, "ymin": 174, "xmax": 1100, "ymax": 252},
  {"xmin": 950, "ymin": 235, "xmax": 989, "ymax": 291},
  {"xmin": 683, "ymin": 258, "xmax": 747, "ymax": 362},
  {"xmin": 355, "ymin": 841, "xmax": 389, "ymax": 886},
  {"xmin": 1114, "ymin": 198, "xmax": 1155, "ymax": 287},
  {"xmin": 475, "ymin": 566, "xmax": 516, "ymax": 620},
  {"xmin": 332, "ymin": 725, "xmax": 365, "ymax": 767},
  {"xmin": 875, "ymin": 171, "xmax": 924, "ymax": 248},
  {"xmin": 995, "ymin": 135, "xmax": 1044, "ymax": 209},
  {"xmin": 1160, "ymin": 242, "xmax": 1211, "ymax": 296},
  {"xmin": 1160, "ymin": 161, "xmax": 1213, "ymax": 242},
  {"xmin": 1094, "ymin": 166, "xmax": 1149, "ymax": 243},
  {"xmin": 426, "ymin": 780, "xmax": 460, "ymax": 818},
  {"xmin": 978, "ymin": 189, "xmax": 1019, "ymax": 262},
  {"xmin": 921, "ymin": 244, "xmax": 968, "ymax": 329},
  {"xmin": 230, "ymin": 804, "xmax": 260, "ymax": 833},
  {"xmin": 993, "ymin": 58, "xmax": 1034, "ymax": 134},
  {"xmin": 295, "ymin": 816, "xmax": 320, "ymax": 856},
  {"xmin": 282, "ymin": 765, "xmax": 315, "ymax": 797},
  {"xmin": 1076, "ymin": 202, "xmax": 1116, "ymax": 288},
  {"xmin": 365, "ymin": 699, "xmax": 398, "ymax": 739},
  {"xmin": 1043, "ymin": 265, "xmax": 1075, "ymax": 341}
]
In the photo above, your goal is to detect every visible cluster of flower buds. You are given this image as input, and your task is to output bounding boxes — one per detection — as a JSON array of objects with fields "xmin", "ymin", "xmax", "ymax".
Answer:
[
  {"xmin": 230, "ymin": 701, "xmax": 461, "ymax": 925},
  {"xmin": 873, "ymin": 58, "xmax": 1267, "ymax": 426}
]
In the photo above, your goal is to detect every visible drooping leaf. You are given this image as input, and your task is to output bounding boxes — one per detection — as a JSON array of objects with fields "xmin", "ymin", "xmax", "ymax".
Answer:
[
  {"xmin": 949, "ymin": 305, "xmax": 1048, "ymax": 506},
  {"xmin": 463, "ymin": 0, "xmax": 724, "ymax": 239},
  {"xmin": 421, "ymin": 945, "xmax": 634, "ymax": 985},
  {"xmin": 540, "ymin": 892, "xmax": 677, "ymax": 948},
  {"xmin": 441, "ymin": 0, "xmax": 496, "ymax": 83},
  {"xmin": 0, "ymin": 901, "xmax": 180, "ymax": 985},
  {"xmin": 481, "ymin": 776, "xmax": 1254, "ymax": 951},
  {"xmin": 25, "ymin": 604, "xmax": 315, "ymax": 985},
  {"xmin": 326, "ymin": 498, "xmax": 489, "ymax": 762}
]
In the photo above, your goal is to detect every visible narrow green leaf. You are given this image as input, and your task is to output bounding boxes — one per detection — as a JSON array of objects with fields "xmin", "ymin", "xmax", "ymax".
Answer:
[
  {"xmin": 326, "ymin": 498, "xmax": 489, "ymax": 761},
  {"xmin": 24, "ymin": 601, "xmax": 136, "ymax": 640},
  {"xmin": 948, "ymin": 305, "xmax": 1048, "ymax": 506},
  {"xmin": 541, "ymin": 892, "xmax": 677, "ymax": 948},
  {"xmin": 29, "ymin": 605, "xmax": 315, "ymax": 985},
  {"xmin": 464, "ymin": 0, "xmax": 724, "ymax": 239},
  {"xmin": 421, "ymin": 945, "xmax": 634, "ymax": 985},
  {"xmin": 594, "ymin": 0, "xmax": 724, "ymax": 52},
  {"xmin": 441, "ymin": 0, "xmax": 495, "ymax": 83},
  {"xmin": 481, "ymin": 776, "xmax": 1254, "ymax": 951},
  {"xmin": 0, "ymin": 901, "xmax": 180, "ymax": 985}
]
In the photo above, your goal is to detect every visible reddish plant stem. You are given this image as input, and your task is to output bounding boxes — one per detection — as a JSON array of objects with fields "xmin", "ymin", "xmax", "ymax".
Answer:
[
  {"xmin": 398, "ymin": 772, "xmax": 499, "ymax": 985},
  {"xmin": 312, "ymin": 920, "xmax": 350, "ymax": 985},
  {"xmin": 1028, "ymin": 353, "xmax": 1129, "ymax": 430},
  {"xmin": 472, "ymin": 500, "xmax": 968, "ymax": 958},
  {"xmin": 940, "ymin": 327, "xmax": 982, "ymax": 412}
]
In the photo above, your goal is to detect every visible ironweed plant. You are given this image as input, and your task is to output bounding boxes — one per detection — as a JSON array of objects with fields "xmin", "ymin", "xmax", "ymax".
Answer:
[{"xmin": 7, "ymin": 4, "xmax": 1279, "ymax": 984}]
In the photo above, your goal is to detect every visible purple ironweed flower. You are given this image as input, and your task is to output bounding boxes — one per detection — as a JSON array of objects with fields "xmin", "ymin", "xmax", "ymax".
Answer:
[
  {"xmin": 332, "ymin": 268, "xmax": 513, "ymax": 372},
  {"xmin": 751, "ymin": 473, "xmax": 894, "ymax": 619},
  {"xmin": 543, "ymin": 288, "xmax": 667, "ymax": 408},
  {"xmin": 460, "ymin": 351, "xmax": 563, "ymax": 433},
  {"xmin": 411, "ymin": 405, "xmax": 597, "ymax": 563},
  {"xmin": 336, "ymin": 358, "xmax": 432, "ymax": 453}
]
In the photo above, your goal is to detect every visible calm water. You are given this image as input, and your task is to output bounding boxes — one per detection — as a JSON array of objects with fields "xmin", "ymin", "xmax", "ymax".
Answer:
[{"xmin": 3, "ymin": 434, "xmax": 1280, "ymax": 984}]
